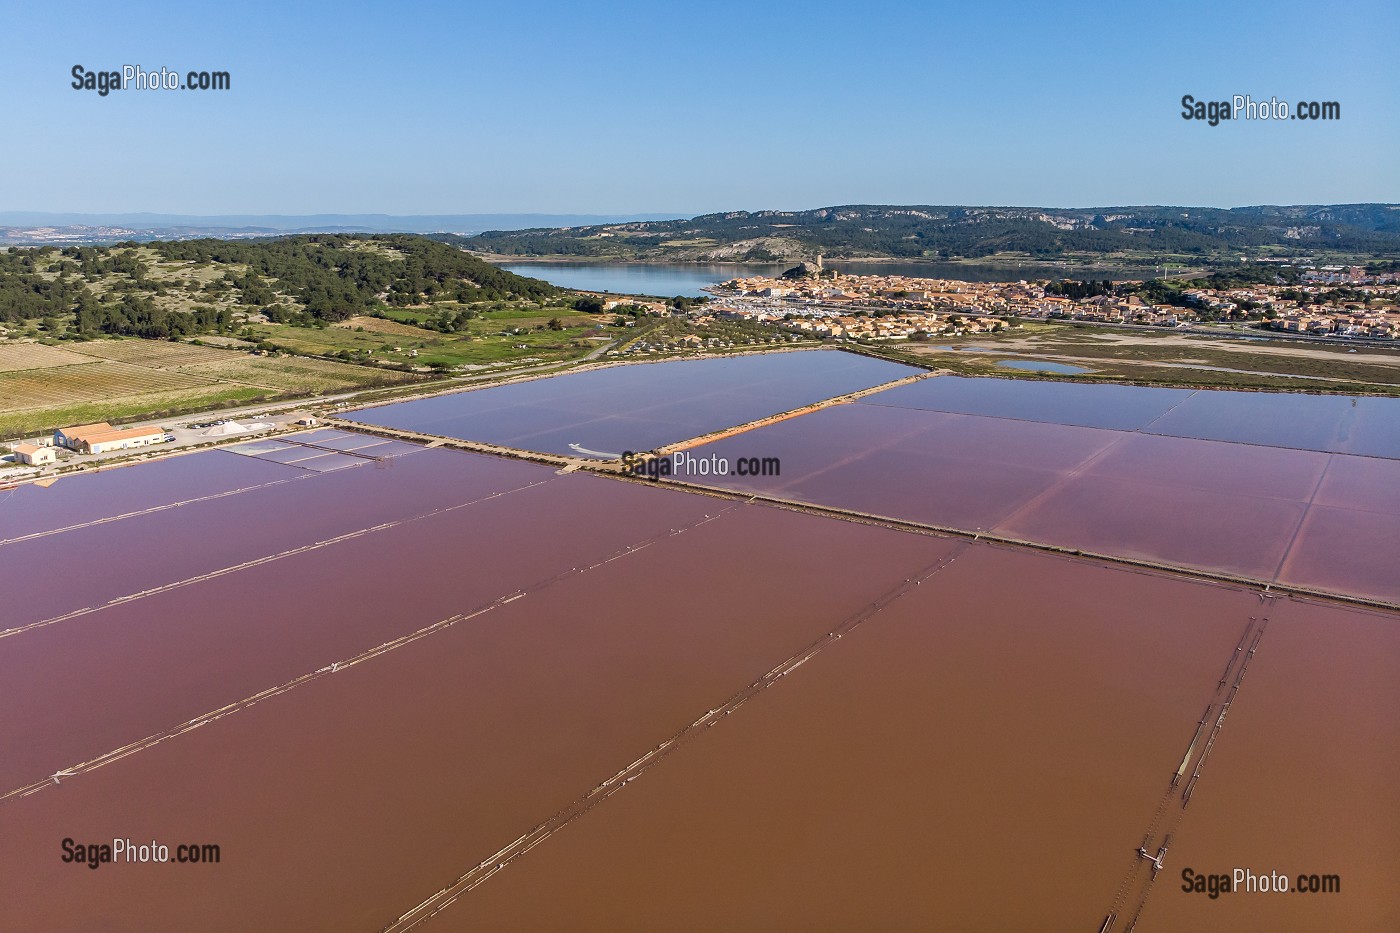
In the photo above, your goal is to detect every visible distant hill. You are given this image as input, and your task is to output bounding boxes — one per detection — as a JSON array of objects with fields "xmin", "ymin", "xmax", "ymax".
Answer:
[
  {"xmin": 446, "ymin": 204, "xmax": 1400, "ymax": 263},
  {"xmin": 0, "ymin": 212, "xmax": 682, "ymax": 246},
  {"xmin": 0, "ymin": 234, "xmax": 559, "ymax": 338}
]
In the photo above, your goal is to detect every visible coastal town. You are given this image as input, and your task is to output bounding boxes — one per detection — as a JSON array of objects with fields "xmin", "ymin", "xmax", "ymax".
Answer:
[{"xmin": 703, "ymin": 262, "xmax": 1400, "ymax": 342}]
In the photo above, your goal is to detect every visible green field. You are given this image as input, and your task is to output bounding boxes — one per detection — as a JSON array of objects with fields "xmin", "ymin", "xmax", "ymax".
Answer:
[
  {"xmin": 1, "ymin": 388, "xmax": 270, "ymax": 438},
  {"xmin": 0, "ymin": 336, "xmax": 421, "ymax": 438},
  {"xmin": 248, "ymin": 303, "xmax": 619, "ymax": 369}
]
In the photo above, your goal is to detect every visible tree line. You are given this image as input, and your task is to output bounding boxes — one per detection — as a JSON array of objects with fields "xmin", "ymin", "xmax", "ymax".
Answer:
[
  {"xmin": 0, "ymin": 235, "xmax": 559, "ymax": 338},
  {"xmin": 451, "ymin": 203, "xmax": 1400, "ymax": 261}
]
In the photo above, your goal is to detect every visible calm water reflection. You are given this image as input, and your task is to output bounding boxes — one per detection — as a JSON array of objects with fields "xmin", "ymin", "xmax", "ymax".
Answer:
[
  {"xmin": 500, "ymin": 260, "xmax": 1154, "ymax": 296},
  {"xmin": 347, "ymin": 349, "xmax": 920, "ymax": 457}
]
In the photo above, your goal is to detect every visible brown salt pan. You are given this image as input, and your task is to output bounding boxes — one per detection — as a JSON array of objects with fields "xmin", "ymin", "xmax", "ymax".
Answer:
[
  {"xmin": 1144, "ymin": 596, "xmax": 1400, "ymax": 931},
  {"xmin": 0, "ymin": 501, "xmax": 956, "ymax": 931},
  {"xmin": 424, "ymin": 544, "xmax": 1268, "ymax": 932}
]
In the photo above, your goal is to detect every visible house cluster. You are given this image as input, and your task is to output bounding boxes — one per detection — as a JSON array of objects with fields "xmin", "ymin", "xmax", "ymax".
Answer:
[
  {"xmin": 1047, "ymin": 295, "xmax": 1176, "ymax": 329},
  {"xmin": 717, "ymin": 273, "xmax": 1045, "ymax": 316},
  {"xmin": 1047, "ymin": 294, "xmax": 1182, "ymax": 326},
  {"xmin": 713, "ymin": 273, "xmax": 1178, "ymax": 329},
  {"xmin": 780, "ymin": 313, "xmax": 1008, "ymax": 340},
  {"xmin": 602, "ymin": 298, "xmax": 669, "ymax": 315},
  {"xmin": 1175, "ymin": 282, "xmax": 1400, "ymax": 337},
  {"xmin": 1268, "ymin": 311, "xmax": 1400, "ymax": 338},
  {"xmin": 711, "ymin": 269, "xmax": 1400, "ymax": 340},
  {"xmin": 1299, "ymin": 265, "xmax": 1399, "ymax": 286}
]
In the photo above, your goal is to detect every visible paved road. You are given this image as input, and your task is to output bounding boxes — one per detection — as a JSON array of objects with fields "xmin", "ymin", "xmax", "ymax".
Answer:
[{"xmin": 1, "ymin": 349, "xmax": 616, "ymax": 483}]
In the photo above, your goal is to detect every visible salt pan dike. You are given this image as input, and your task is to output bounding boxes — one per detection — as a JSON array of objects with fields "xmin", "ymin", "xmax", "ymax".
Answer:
[
  {"xmin": 2, "ymin": 365, "xmax": 1395, "ymax": 930},
  {"xmin": 864, "ymin": 375, "xmax": 1400, "ymax": 458},
  {"xmin": 671, "ymin": 376, "xmax": 1400, "ymax": 604},
  {"xmin": 342, "ymin": 349, "xmax": 921, "ymax": 458},
  {"xmin": 0, "ymin": 467, "xmax": 963, "ymax": 930},
  {"xmin": 428, "ymin": 550, "xmax": 1399, "ymax": 933}
]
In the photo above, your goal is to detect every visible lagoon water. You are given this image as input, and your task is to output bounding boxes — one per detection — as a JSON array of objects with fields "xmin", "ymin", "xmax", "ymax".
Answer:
[
  {"xmin": 500, "ymin": 260, "xmax": 1152, "ymax": 296},
  {"xmin": 499, "ymin": 262, "xmax": 787, "ymax": 297}
]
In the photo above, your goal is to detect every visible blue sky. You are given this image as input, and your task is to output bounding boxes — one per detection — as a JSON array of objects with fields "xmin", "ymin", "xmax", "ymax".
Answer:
[{"xmin": 2, "ymin": 0, "xmax": 1396, "ymax": 214}]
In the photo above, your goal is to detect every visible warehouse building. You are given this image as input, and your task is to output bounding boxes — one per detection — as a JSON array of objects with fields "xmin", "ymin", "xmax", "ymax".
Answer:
[{"xmin": 54, "ymin": 422, "xmax": 166, "ymax": 454}]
